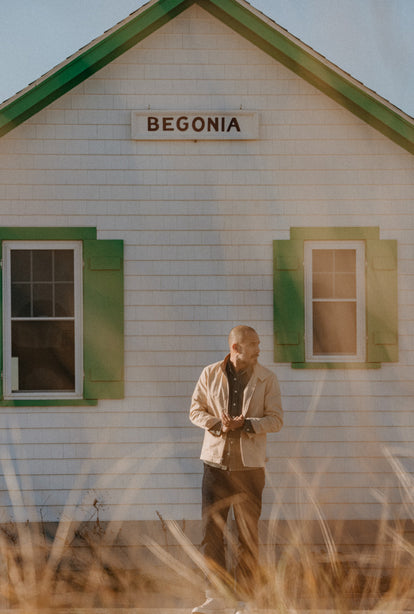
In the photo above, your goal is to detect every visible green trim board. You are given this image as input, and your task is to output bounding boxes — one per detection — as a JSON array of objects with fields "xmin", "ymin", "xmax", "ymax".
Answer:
[
  {"xmin": 0, "ymin": 227, "xmax": 124, "ymax": 406},
  {"xmin": 0, "ymin": 399, "xmax": 98, "ymax": 407},
  {"xmin": 0, "ymin": 227, "xmax": 97, "ymax": 241},
  {"xmin": 0, "ymin": 0, "xmax": 192, "ymax": 138},
  {"xmin": 0, "ymin": 0, "xmax": 413, "ymax": 153},
  {"xmin": 290, "ymin": 227, "xmax": 380, "ymax": 241},
  {"xmin": 292, "ymin": 362, "xmax": 380, "ymax": 370},
  {"xmin": 199, "ymin": 0, "xmax": 414, "ymax": 154},
  {"xmin": 273, "ymin": 227, "xmax": 398, "ymax": 368}
]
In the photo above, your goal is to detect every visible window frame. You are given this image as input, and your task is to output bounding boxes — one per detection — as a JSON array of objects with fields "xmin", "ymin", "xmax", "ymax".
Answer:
[
  {"xmin": 2, "ymin": 240, "xmax": 84, "ymax": 401},
  {"xmin": 0, "ymin": 227, "xmax": 124, "ymax": 406},
  {"xmin": 304, "ymin": 240, "xmax": 366, "ymax": 363},
  {"xmin": 273, "ymin": 227, "xmax": 398, "ymax": 369}
]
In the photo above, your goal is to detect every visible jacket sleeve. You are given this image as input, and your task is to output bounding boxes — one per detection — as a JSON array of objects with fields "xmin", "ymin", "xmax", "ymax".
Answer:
[
  {"xmin": 189, "ymin": 367, "xmax": 222, "ymax": 431},
  {"xmin": 248, "ymin": 373, "xmax": 283, "ymax": 435}
]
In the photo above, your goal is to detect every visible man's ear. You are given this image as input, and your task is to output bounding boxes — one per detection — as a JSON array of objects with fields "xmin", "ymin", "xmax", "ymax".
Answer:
[{"xmin": 231, "ymin": 343, "xmax": 239, "ymax": 354}]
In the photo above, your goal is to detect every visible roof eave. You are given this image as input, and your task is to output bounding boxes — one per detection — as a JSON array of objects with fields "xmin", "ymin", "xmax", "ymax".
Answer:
[
  {"xmin": 0, "ymin": 0, "xmax": 194, "ymax": 137},
  {"xmin": 198, "ymin": 0, "xmax": 414, "ymax": 154},
  {"xmin": 0, "ymin": 0, "xmax": 413, "ymax": 154}
]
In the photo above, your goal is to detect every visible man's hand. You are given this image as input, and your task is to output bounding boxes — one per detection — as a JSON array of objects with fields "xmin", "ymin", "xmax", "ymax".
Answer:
[{"xmin": 221, "ymin": 412, "xmax": 245, "ymax": 433}]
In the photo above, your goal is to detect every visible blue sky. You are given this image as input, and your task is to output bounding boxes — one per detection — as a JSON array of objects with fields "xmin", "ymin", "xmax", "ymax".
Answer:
[{"xmin": 0, "ymin": 0, "xmax": 413, "ymax": 116}]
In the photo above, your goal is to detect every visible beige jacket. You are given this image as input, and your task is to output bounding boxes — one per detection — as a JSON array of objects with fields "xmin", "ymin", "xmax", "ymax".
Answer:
[{"xmin": 190, "ymin": 356, "xmax": 283, "ymax": 468}]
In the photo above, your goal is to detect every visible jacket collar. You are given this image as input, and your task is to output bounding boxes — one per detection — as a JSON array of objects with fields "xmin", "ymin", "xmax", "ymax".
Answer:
[{"xmin": 220, "ymin": 354, "xmax": 268, "ymax": 381}]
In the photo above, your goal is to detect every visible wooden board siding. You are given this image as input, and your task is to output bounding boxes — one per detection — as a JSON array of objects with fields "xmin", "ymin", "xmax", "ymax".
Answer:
[{"xmin": 0, "ymin": 5, "xmax": 413, "ymax": 525}]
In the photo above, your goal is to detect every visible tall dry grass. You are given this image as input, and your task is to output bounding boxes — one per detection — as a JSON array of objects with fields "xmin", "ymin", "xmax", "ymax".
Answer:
[{"xmin": 0, "ymin": 448, "xmax": 413, "ymax": 612}]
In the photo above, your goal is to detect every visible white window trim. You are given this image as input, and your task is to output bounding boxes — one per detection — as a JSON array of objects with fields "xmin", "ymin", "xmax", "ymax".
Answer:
[
  {"xmin": 304, "ymin": 240, "xmax": 366, "ymax": 363},
  {"xmin": 2, "ymin": 241, "xmax": 83, "ymax": 400}
]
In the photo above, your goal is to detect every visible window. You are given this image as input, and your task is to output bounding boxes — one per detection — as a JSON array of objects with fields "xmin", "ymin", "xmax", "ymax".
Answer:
[
  {"xmin": 0, "ymin": 228, "xmax": 124, "ymax": 405},
  {"xmin": 273, "ymin": 227, "xmax": 398, "ymax": 368},
  {"xmin": 304, "ymin": 241, "xmax": 366, "ymax": 362},
  {"xmin": 3, "ymin": 242, "xmax": 83, "ymax": 399}
]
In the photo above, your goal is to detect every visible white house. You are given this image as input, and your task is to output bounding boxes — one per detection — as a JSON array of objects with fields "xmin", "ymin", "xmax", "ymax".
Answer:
[{"xmin": 0, "ymin": 0, "xmax": 413, "ymax": 551}]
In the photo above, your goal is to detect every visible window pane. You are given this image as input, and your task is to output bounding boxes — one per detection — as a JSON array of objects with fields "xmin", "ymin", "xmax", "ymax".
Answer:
[
  {"xmin": 33, "ymin": 283, "xmax": 53, "ymax": 317},
  {"xmin": 55, "ymin": 283, "xmax": 74, "ymax": 317},
  {"xmin": 313, "ymin": 302, "xmax": 357, "ymax": 355},
  {"xmin": 313, "ymin": 249, "xmax": 334, "ymax": 272},
  {"xmin": 10, "ymin": 249, "xmax": 75, "ymax": 319},
  {"xmin": 334, "ymin": 273, "xmax": 356, "ymax": 299},
  {"xmin": 11, "ymin": 251, "xmax": 31, "ymax": 282},
  {"xmin": 313, "ymin": 272, "xmax": 334, "ymax": 298},
  {"xmin": 12, "ymin": 321, "xmax": 75, "ymax": 391},
  {"xmin": 33, "ymin": 250, "xmax": 53, "ymax": 281},
  {"xmin": 11, "ymin": 283, "xmax": 31, "ymax": 317},
  {"xmin": 54, "ymin": 250, "xmax": 74, "ymax": 281},
  {"xmin": 335, "ymin": 249, "xmax": 356, "ymax": 272},
  {"xmin": 334, "ymin": 250, "xmax": 356, "ymax": 298},
  {"xmin": 313, "ymin": 249, "xmax": 356, "ymax": 299}
]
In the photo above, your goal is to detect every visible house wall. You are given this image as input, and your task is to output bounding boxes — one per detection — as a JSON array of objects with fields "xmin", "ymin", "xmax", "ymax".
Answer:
[{"xmin": 0, "ymin": 4, "xmax": 413, "ymax": 527}]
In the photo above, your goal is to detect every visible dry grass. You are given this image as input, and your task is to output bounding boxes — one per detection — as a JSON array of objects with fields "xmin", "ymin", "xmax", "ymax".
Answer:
[
  {"xmin": 1, "ymin": 513, "xmax": 412, "ymax": 612},
  {"xmin": 0, "ymin": 453, "xmax": 413, "ymax": 612},
  {"xmin": 142, "ymin": 514, "xmax": 414, "ymax": 613}
]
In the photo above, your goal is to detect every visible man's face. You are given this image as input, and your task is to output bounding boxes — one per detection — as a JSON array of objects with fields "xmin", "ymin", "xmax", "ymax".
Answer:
[{"xmin": 236, "ymin": 331, "xmax": 260, "ymax": 369}]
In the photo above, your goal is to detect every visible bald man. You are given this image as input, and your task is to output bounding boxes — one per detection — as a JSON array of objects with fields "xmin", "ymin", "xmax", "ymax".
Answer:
[{"xmin": 190, "ymin": 326, "xmax": 283, "ymax": 614}]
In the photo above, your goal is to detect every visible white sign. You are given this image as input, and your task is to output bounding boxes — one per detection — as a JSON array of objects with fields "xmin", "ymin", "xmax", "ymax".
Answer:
[{"xmin": 131, "ymin": 111, "xmax": 259, "ymax": 140}]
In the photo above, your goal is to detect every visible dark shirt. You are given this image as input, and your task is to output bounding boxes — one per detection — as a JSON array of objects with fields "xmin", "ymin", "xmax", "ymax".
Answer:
[
  {"xmin": 207, "ymin": 358, "xmax": 256, "ymax": 471},
  {"xmin": 226, "ymin": 359, "xmax": 251, "ymax": 417}
]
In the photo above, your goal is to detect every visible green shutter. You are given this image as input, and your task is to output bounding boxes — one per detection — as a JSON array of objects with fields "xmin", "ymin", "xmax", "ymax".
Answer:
[
  {"xmin": 83, "ymin": 239, "xmax": 124, "ymax": 399},
  {"xmin": 366, "ymin": 239, "xmax": 398, "ymax": 362},
  {"xmin": 273, "ymin": 239, "xmax": 304, "ymax": 362},
  {"xmin": 273, "ymin": 228, "xmax": 398, "ymax": 368},
  {"xmin": 0, "ymin": 258, "xmax": 2, "ymax": 399}
]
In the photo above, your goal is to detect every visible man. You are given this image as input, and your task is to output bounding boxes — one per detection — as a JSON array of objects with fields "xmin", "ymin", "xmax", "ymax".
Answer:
[{"xmin": 190, "ymin": 325, "xmax": 283, "ymax": 614}]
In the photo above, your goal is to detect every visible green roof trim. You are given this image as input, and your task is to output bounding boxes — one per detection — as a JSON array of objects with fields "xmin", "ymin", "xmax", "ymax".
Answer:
[
  {"xmin": 200, "ymin": 0, "xmax": 414, "ymax": 154},
  {"xmin": 0, "ymin": 0, "xmax": 413, "ymax": 154},
  {"xmin": 0, "ymin": 0, "xmax": 192, "ymax": 137}
]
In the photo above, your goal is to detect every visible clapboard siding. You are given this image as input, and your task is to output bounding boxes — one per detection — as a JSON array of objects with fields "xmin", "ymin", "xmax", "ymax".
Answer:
[
  {"xmin": 0, "ymin": 486, "xmax": 407, "ymax": 507},
  {"xmin": 1, "ymin": 456, "xmax": 408, "ymax": 477},
  {"xmin": 1, "ymin": 408, "xmax": 413, "ymax": 429},
  {"xmin": 2, "ymin": 169, "xmax": 412, "ymax": 186},
  {"xmin": 0, "ymin": 471, "xmax": 409, "ymax": 491},
  {"xmin": 0, "ymin": 4, "xmax": 412, "ymax": 524},
  {"xmin": 0, "ymin": 426, "xmax": 413, "ymax": 447},
  {"xmin": 2, "ymin": 154, "xmax": 411, "ymax": 172}
]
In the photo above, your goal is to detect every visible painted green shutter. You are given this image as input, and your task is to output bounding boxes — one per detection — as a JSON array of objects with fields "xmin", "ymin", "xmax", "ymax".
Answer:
[
  {"xmin": 273, "ymin": 240, "xmax": 305, "ymax": 362},
  {"xmin": 83, "ymin": 239, "xmax": 124, "ymax": 399},
  {"xmin": 0, "ymin": 256, "xmax": 2, "ymax": 399},
  {"xmin": 366, "ymin": 239, "xmax": 398, "ymax": 363}
]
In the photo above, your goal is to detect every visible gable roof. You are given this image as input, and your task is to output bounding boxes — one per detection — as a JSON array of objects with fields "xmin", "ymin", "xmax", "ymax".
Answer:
[{"xmin": 0, "ymin": 0, "xmax": 413, "ymax": 154}]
